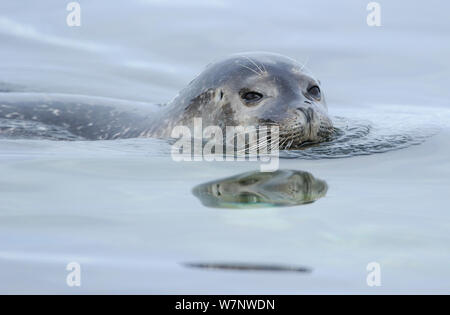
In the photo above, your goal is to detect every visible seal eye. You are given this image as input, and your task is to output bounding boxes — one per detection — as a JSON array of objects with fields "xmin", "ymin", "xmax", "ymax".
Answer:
[
  {"xmin": 241, "ymin": 91, "xmax": 263, "ymax": 104},
  {"xmin": 307, "ymin": 86, "xmax": 321, "ymax": 100}
]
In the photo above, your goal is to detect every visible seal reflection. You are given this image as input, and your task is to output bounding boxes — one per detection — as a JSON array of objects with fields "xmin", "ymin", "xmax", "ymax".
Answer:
[{"xmin": 192, "ymin": 170, "xmax": 327, "ymax": 209}]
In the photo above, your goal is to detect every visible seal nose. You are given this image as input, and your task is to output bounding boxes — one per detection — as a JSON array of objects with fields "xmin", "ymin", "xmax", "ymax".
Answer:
[
  {"xmin": 297, "ymin": 107, "xmax": 315, "ymax": 124},
  {"xmin": 296, "ymin": 107, "xmax": 319, "ymax": 140}
]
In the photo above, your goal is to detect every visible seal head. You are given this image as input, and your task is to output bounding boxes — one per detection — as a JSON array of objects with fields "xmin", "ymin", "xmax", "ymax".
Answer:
[{"xmin": 156, "ymin": 52, "xmax": 334, "ymax": 149}]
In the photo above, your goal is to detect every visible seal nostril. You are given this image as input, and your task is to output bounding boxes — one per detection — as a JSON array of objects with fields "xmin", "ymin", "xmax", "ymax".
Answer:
[
  {"xmin": 297, "ymin": 107, "xmax": 313, "ymax": 124},
  {"xmin": 307, "ymin": 108, "xmax": 315, "ymax": 121},
  {"xmin": 304, "ymin": 101, "xmax": 312, "ymax": 104}
]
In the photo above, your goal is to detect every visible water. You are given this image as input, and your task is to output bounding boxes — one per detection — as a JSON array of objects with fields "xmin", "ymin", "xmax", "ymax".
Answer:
[{"xmin": 0, "ymin": 0, "xmax": 450, "ymax": 293}]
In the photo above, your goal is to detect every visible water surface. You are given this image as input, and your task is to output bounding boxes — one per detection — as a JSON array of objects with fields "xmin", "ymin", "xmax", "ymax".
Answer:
[{"xmin": 0, "ymin": 0, "xmax": 449, "ymax": 293}]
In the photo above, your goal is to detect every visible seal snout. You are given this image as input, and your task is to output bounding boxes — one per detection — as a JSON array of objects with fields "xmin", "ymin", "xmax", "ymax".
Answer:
[
  {"xmin": 296, "ymin": 107, "xmax": 315, "ymax": 124},
  {"xmin": 295, "ymin": 106, "xmax": 321, "ymax": 140}
]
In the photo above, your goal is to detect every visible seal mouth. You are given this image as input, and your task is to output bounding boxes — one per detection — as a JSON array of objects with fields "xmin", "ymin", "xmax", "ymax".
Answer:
[
  {"xmin": 283, "ymin": 110, "xmax": 335, "ymax": 149},
  {"xmin": 249, "ymin": 125, "xmax": 331, "ymax": 150},
  {"xmin": 278, "ymin": 124, "xmax": 334, "ymax": 150},
  {"xmin": 256, "ymin": 107, "xmax": 334, "ymax": 150}
]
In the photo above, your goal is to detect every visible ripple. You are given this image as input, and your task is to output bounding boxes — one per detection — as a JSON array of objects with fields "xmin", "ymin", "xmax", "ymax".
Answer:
[
  {"xmin": 0, "ymin": 119, "xmax": 84, "ymax": 141},
  {"xmin": 280, "ymin": 113, "xmax": 439, "ymax": 159},
  {"xmin": 0, "ymin": 97, "xmax": 443, "ymax": 160}
]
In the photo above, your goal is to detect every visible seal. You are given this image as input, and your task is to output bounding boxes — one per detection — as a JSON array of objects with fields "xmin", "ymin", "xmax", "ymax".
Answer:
[
  {"xmin": 0, "ymin": 52, "xmax": 334, "ymax": 148},
  {"xmin": 192, "ymin": 169, "xmax": 328, "ymax": 208}
]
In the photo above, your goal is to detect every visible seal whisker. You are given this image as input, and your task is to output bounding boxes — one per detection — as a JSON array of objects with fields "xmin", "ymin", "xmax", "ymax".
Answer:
[
  {"xmin": 238, "ymin": 63, "xmax": 262, "ymax": 76},
  {"xmin": 279, "ymin": 136, "xmax": 292, "ymax": 150},
  {"xmin": 243, "ymin": 56, "xmax": 265, "ymax": 75},
  {"xmin": 260, "ymin": 61, "xmax": 267, "ymax": 74},
  {"xmin": 300, "ymin": 56, "xmax": 309, "ymax": 71},
  {"xmin": 287, "ymin": 139, "xmax": 294, "ymax": 150},
  {"xmin": 248, "ymin": 138, "xmax": 270, "ymax": 152}
]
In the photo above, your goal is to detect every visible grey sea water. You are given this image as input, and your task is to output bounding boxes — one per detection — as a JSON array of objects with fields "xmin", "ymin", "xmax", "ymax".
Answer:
[{"xmin": 0, "ymin": 0, "xmax": 449, "ymax": 293}]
